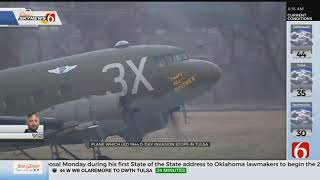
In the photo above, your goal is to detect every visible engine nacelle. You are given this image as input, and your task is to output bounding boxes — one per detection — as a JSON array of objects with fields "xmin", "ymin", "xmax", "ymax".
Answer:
[{"xmin": 39, "ymin": 95, "xmax": 124, "ymax": 132}]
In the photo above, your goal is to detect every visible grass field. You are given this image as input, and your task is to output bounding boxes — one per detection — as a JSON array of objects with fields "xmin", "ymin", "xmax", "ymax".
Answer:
[{"xmin": 0, "ymin": 111, "xmax": 286, "ymax": 160}]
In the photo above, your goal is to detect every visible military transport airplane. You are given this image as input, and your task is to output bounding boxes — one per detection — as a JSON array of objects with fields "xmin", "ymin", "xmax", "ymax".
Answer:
[{"xmin": 0, "ymin": 41, "xmax": 221, "ymax": 159}]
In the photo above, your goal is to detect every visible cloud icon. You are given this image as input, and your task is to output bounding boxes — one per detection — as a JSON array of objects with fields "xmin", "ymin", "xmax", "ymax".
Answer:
[{"xmin": 291, "ymin": 30, "xmax": 313, "ymax": 47}]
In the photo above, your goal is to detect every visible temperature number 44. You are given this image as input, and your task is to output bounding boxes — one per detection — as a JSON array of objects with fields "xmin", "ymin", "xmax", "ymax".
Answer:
[{"xmin": 296, "ymin": 51, "xmax": 306, "ymax": 58}]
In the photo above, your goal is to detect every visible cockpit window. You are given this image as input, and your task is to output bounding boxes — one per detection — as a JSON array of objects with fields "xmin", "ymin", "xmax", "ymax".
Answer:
[
  {"xmin": 154, "ymin": 56, "xmax": 166, "ymax": 66},
  {"xmin": 174, "ymin": 54, "xmax": 188, "ymax": 62},
  {"xmin": 165, "ymin": 56, "xmax": 174, "ymax": 63},
  {"xmin": 154, "ymin": 53, "xmax": 188, "ymax": 66}
]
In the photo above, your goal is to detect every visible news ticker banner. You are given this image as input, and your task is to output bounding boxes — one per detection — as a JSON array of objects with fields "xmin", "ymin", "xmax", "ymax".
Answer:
[
  {"xmin": 286, "ymin": 2, "xmax": 320, "ymax": 160},
  {"xmin": 0, "ymin": 8, "xmax": 62, "ymax": 27},
  {"xmin": 1, "ymin": 160, "xmax": 320, "ymax": 180}
]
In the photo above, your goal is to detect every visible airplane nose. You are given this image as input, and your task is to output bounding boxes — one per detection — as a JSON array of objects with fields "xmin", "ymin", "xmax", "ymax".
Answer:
[
  {"xmin": 191, "ymin": 59, "xmax": 222, "ymax": 85},
  {"xmin": 160, "ymin": 59, "xmax": 222, "ymax": 103},
  {"xmin": 206, "ymin": 61, "xmax": 222, "ymax": 83}
]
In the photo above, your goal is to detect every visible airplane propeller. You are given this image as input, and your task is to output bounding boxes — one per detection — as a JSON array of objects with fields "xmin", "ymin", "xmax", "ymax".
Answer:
[
  {"xmin": 181, "ymin": 104, "xmax": 189, "ymax": 124},
  {"xmin": 166, "ymin": 105, "xmax": 189, "ymax": 139}
]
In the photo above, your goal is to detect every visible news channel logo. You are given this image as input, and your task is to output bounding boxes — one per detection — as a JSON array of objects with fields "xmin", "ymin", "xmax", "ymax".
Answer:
[
  {"xmin": 292, "ymin": 142, "xmax": 310, "ymax": 159},
  {"xmin": 0, "ymin": 8, "xmax": 62, "ymax": 27},
  {"xmin": 18, "ymin": 11, "xmax": 57, "ymax": 24}
]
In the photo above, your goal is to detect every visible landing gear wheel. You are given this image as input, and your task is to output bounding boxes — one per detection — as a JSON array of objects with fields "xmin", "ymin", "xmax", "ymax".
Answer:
[
  {"xmin": 49, "ymin": 137, "xmax": 81, "ymax": 160},
  {"xmin": 50, "ymin": 143, "xmax": 60, "ymax": 160},
  {"xmin": 86, "ymin": 143, "xmax": 110, "ymax": 160}
]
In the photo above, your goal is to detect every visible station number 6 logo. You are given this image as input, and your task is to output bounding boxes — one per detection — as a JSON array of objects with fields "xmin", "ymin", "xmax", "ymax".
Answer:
[{"xmin": 292, "ymin": 142, "xmax": 310, "ymax": 159}]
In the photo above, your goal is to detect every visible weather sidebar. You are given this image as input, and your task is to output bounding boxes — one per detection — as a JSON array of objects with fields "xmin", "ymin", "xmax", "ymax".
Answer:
[{"xmin": 287, "ymin": 1, "xmax": 320, "ymax": 160}]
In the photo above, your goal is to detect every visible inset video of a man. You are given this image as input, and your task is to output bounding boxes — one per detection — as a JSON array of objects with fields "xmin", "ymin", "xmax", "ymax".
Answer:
[{"xmin": 24, "ymin": 112, "xmax": 40, "ymax": 133}]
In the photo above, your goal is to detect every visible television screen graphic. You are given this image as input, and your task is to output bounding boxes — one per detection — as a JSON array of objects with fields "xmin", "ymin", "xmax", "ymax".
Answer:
[
  {"xmin": 2, "ymin": 1, "xmax": 320, "ymax": 180},
  {"xmin": 0, "ymin": 2, "xmax": 286, "ymax": 160}
]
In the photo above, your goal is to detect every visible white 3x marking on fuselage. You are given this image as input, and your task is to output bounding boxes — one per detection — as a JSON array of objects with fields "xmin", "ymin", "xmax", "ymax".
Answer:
[{"xmin": 102, "ymin": 56, "xmax": 154, "ymax": 96}]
